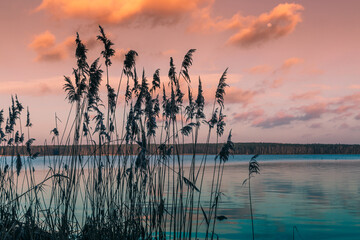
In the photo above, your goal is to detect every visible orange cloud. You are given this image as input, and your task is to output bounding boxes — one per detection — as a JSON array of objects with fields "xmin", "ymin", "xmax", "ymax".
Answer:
[
  {"xmin": 28, "ymin": 30, "xmax": 55, "ymax": 50},
  {"xmin": 200, "ymin": 80, "xmax": 257, "ymax": 106},
  {"xmin": 266, "ymin": 57, "xmax": 304, "ymax": 88},
  {"xmin": 36, "ymin": 1, "xmax": 303, "ymax": 48},
  {"xmin": 36, "ymin": 0, "xmax": 210, "ymax": 25},
  {"xmin": 245, "ymin": 64, "xmax": 272, "ymax": 74},
  {"xmin": 189, "ymin": 5, "xmax": 247, "ymax": 32},
  {"xmin": 29, "ymin": 31, "xmax": 75, "ymax": 62},
  {"xmin": 228, "ymin": 3, "xmax": 304, "ymax": 47},
  {"xmin": 35, "ymin": 46, "xmax": 67, "ymax": 62},
  {"xmin": 281, "ymin": 57, "xmax": 304, "ymax": 70},
  {"xmin": 113, "ymin": 48, "xmax": 130, "ymax": 62},
  {"xmin": 215, "ymin": 87, "xmax": 257, "ymax": 106}
]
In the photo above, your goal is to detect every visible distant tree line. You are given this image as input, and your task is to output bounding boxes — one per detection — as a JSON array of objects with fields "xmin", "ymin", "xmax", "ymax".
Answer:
[
  {"xmin": 1, "ymin": 142, "xmax": 360, "ymax": 156},
  {"xmin": 231, "ymin": 142, "xmax": 360, "ymax": 154}
]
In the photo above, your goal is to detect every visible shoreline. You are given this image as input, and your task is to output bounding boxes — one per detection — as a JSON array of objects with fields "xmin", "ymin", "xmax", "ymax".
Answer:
[{"xmin": 2, "ymin": 142, "xmax": 360, "ymax": 156}]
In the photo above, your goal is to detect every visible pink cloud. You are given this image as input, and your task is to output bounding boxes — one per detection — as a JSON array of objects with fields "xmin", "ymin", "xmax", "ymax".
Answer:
[
  {"xmin": 327, "ymin": 92, "xmax": 360, "ymax": 116},
  {"xmin": 256, "ymin": 57, "xmax": 305, "ymax": 89},
  {"xmin": 309, "ymin": 123, "xmax": 322, "ymax": 129},
  {"xmin": 253, "ymin": 111, "xmax": 296, "ymax": 128},
  {"xmin": 28, "ymin": 30, "xmax": 55, "ymax": 50},
  {"xmin": 307, "ymin": 84, "xmax": 333, "ymax": 90},
  {"xmin": 222, "ymin": 87, "xmax": 257, "ymax": 106},
  {"xmin": 29, "ymin": 31, "xmax": 75, "ymax": 62},
  {"xmin": 349, "ymin": 85, "xmax": 360, "ymax": 90},
  {"xmin": 333, "ymin": 105, "xmax": 355, "ymax": 114},
  {"xmin": 300, "ymin": 92, "xmax": 360, "ymax": 120},
  {"xmin": 113, "ymin": 48, "xmax": 130, "ymax": 62},
  {"xmin": 291, "ymin": 90, "xmax": 321, "ymax": 101},
  {"xmin": 160, "ymin": 49, "xmax": 178, "ymax": 56},
  {"xmin": 271, "ymin": 78, "xmax": 284, "ymax": 88},
  {"xmin": 244, "ymin": 64, "xmax": 272, "ymax": 74},
  {"xmin": 36, "ymin": 1, "xmax": 303, "ymax": 49},
  {"xmin": 35, "ymin": 46, "xmax": 67, "ymax": 62},
  {"xmin": 248, "ymin": 90, "xmax": 360, "ymax": 129},
  {"xmin": 202, "ymin": 86, "xmax": 257, "ymax": 106},
  {"xmin": 188, "ymin": 5, "xmax": 247, "ymax": 32},
  {"xmin": 296, "ymin": 102, "xmax": 328, "ymax": 120},
  {"xmin": 253, "ymin": 103, "xmax": 330, "ymax": 129},
  {"xmin": 338, "ymin": 123, "xmax": 350, "ymax": 129},
  {"xmin": 266, "ymin": 57, "xmax": 304, "ymax": 88},
  {"xmin": 281, "ymin": 57, "xmax": 304, "ymax": 71},
  {"xmin": 302, "ymin": 67, "xmax": 324, "ymax": 76},
  {"xmin": 227, "ymin": 3, "xmax": 304, "ymax": 47},
  {"xmin": 338, "ymin": 92, "xmax": 360, "ymax": 104},
  {"xmin": 233, "ymin": 109, "xmax": 264, "ymax": 122}
]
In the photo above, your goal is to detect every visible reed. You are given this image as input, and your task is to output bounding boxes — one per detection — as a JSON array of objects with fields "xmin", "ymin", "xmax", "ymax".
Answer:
[
  {"xmin": 243, "ymin": 154, "xmax": 260, "ymax": 240},
  {"xmin": 0, "ymin": 26, "xmax": 235, "ymax": 240}
]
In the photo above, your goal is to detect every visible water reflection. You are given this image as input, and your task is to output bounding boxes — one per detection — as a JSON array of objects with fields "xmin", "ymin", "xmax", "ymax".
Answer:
[
  {"xmin": 210, "ymin": 160, "xmax": 360, "ymax": 240},
  {"xmin": 13, "ymin": 155, "xmax": 360, "ymax": 239}
]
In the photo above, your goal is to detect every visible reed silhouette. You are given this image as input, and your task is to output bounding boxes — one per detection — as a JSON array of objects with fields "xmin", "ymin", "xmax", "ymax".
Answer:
[
  {"xmin": 0, "ymin": 26, "xmax": 238, "ymax": 239},
  {"xmin": 243, "ymin": 154, "xmax": 260, "ymax": 240}
]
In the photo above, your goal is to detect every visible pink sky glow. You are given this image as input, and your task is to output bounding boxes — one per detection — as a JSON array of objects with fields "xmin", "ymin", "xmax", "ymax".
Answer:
[{"xmin": 1, "ymin": 0, "xmax": 360, "ymax": 144}]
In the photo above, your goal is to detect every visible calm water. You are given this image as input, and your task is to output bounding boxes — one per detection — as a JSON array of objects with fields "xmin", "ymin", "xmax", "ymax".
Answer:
[
  {"xmin": 211, "ymin": 155, "xmax": 360, "ymax": 240},
  {"xmin": 24, "ymin": 155, "xmax": 360, "ymax": 239}
]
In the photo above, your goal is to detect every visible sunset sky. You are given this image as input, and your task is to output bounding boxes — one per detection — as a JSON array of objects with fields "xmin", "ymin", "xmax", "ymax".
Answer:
[{"xmin": 1, "ymin": 0, "xmax": 360, "ymax": 144}]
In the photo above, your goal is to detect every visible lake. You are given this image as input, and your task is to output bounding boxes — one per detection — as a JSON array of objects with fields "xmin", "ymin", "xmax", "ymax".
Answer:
[
  {"xmin": 209, "ymin": 155, "xmax": 360, "ymax": 240},
  {"xmin": 20, "ymin": 154, "xmax": 360, "ymax": 239}
]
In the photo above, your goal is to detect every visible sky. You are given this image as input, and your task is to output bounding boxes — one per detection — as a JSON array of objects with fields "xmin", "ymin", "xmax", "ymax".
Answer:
[{"xmin": 1, "ymin": 0, "xmax": 360, "ymax": 144}]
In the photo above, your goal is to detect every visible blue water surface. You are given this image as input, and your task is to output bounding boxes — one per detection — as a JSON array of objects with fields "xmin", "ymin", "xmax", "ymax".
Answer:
[{"xmin": 7, "ymin": 154, "xmax": 360, "ymax": 239}]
